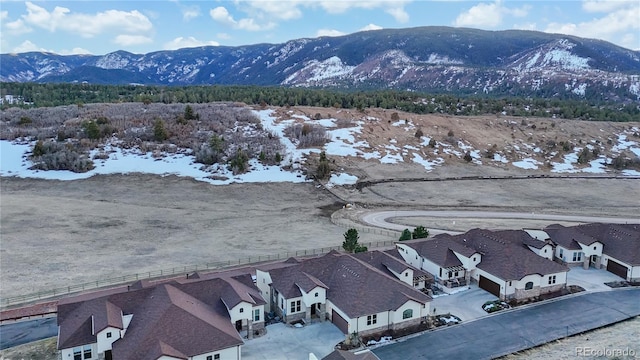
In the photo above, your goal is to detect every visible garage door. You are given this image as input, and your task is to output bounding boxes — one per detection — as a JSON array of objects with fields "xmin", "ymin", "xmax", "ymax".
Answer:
[
  {"xmin": 606, "ymin": 259, "xmax": 628, "ymax": 279},
  {"xmin": 332, "ymin": 310, "xmax": 349, "ymax": 334},
  {"xmin": 479, "ymin": 275, "xmax": 501, "ymax": 297}
]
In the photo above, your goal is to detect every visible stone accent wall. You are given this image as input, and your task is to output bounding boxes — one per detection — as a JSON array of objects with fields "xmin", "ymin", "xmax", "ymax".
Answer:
[
  {"xmin": 511, "ymin": 283, "xmax": 565, "ymax": 301},
  {"xmin": 356, "ymin": 318, "xmax": 423, "ymax": 338}
]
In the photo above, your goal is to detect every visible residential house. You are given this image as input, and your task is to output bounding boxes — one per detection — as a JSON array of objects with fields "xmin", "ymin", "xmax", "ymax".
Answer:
[
  {"xmin": 544, "ymin": 223, "xmax": 640, "ymax": 281},
  {"xmin": 353, "ymin": 249, "xmax": 434, "ymax": 290},
  {"xmin": 57, "ymin": 271, "xmax": 265, "ymax": 360},
  {"xmin": 396, "ymin": 229, "xmax": 569, "ymax": 301},
  {"xmin": 256, "ymin": 250, "xmax": 432, "ymax": 337}
]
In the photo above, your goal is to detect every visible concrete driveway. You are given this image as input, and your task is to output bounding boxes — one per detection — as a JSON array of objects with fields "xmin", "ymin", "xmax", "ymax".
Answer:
[
  {"xmin": 242, "ymin": 321, "xmax": 344, "ymax": 360},
  {"xmin": 566, "ymin": 267, "xmax": 624, "ymax": 292},
  {"xmin": 430, "ymin": 284, "xmax": 498, "ymax": 321}
]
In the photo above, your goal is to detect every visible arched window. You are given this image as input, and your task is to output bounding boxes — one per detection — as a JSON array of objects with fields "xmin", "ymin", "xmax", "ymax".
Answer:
[
  {"xmin": 402, "ymin": 309, "xmax": 413, "ymax": 319},
  {"xmin": 525, "ymin": 282, "xmax": 534, "ymax": 290}
]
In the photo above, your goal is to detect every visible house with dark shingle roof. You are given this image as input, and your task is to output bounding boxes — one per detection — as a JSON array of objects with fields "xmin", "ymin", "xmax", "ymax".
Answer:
[
  {"xmin": 353, "ymin": 249, "xmax": 434, "ymax": 290},
  {"xmin": 57, "ymin": 272, "xmax": 265, "ymax": 360},
  {"xmin": 544, "ymin": 223, "xmax": 640, "ymax": 281},
  {"xmin": 396, "ymin": 229, "xmax": 568, "ymax": 301},
  {"xmin": 256, "ymin": 250, "xmax": 432, "ymax": 337}
]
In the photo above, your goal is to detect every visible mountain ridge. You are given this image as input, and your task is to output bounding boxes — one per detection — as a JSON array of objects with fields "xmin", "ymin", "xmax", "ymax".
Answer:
[{"xmin": 2, "ymin": 27, "xmax": 639, "ymax": 102}]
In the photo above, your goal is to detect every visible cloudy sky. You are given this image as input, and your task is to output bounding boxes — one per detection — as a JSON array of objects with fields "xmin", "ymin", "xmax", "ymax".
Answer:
[{"xmin": 1, "ymin": 0, "xmax": 638, "ymax": 55}]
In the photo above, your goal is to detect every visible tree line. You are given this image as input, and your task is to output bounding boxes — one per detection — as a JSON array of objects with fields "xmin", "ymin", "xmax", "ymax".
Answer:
[{"xmin": 1, "ymin": 82, "xmax": 639, "ymax": 122}]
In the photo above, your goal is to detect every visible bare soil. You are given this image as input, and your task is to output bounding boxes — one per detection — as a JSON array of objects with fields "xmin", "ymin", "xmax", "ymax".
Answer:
[{"xmin": 0, "ymin": 174, "xmax": 391, "ymax": 298}]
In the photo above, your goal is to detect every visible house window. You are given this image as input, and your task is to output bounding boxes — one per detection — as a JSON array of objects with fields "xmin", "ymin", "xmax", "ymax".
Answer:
[
  {"xmin": 367, "ymin": 314, "xmax": 377, "ymax": 326},
  {"xmin": 454, "ymin": 271, "xmax": 459, "ymax": 277},
  {"xmin": 544, "ymin": 249, "xmax": 547, "ymax": 253},
  {"xmin": 207, "ymin": 356, "xmax": 212, "ymax": 360},
  {"xmin": 281, "ymin": 298, "xmax": 284, "ymax": 309},
  {"xmin": 402, "ymin": 309, "xmax": 413, "ymax": 319},
  {"xmin": 448, "ymin": 271, "xmax": 452, "ymax": 278},
  {"xmin": 572, "ymin": 252, "xmax": 582, "ymax": 262},
  {"xmin": 315, "ymin": 292, "xmax": 318, "ymax": 297},
  {"xmin": 405, "ymin": 272, "xmax": 408, "ymax": 277},
  {"xmin": 525, "ymin": 282, "xmax": 533, "ymax": 290},
  {"xmin": 593, "ymin": 246, "xmax": 596, "ymax": 250},
  {"xmin": 83, "ymin": 345, "xmax": 92, "ymax": 359},
  {"xmin": 559, "ymin": 249, "xmax": 564, "ymax": 259},
  {"xmin": 473, "ymin": 256, "xmax": 476, "ymax": 262},
  {"xmin": 106, "ymin": 332, "xmax": 112, "ymax": 338},
  {"xmin": 73, "ymin": 347, "xmax": 82, "ymax": 360},
  {"xmin": 239, "ymin": 308, "xmax": 244, "ymax": 313},
  {"xmin": 439, "ymin": 268, "xmax": 443, "ymax": 277},
  {"xmin": 548, "ymin": 275, "xmax": 557, "ymax": 285},
  {"xmin": 254, "ymin": 309, "xmax": 260, "ymax": 321},
  {"xmin": 214, "ymin": 355, "xmax": 220, "ymax": 360},
  {"xmin": 290, "ymin": 300, "xmax": 301, "ymax": 313},
  {"xmin": 508, "ymin": 281, "xmax": 512, "ymax": 286}
]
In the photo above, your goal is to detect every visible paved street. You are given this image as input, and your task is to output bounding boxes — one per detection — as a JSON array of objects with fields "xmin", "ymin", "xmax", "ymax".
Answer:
[
  {"xmin": 0, "ymin": 317, "xmax": 57, "ymax": 350},
  {"xmin": 372, "ymin": 289, "xmax": 640, "ymax": 360}
]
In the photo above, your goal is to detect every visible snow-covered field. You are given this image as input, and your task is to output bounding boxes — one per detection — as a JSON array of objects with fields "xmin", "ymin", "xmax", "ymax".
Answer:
[{"xmin": 2, "ymin": 110, "xmax": 640, "ymax": 187}]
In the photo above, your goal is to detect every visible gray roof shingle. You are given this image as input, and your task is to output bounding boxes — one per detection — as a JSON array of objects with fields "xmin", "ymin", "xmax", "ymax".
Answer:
[{"xmin": 262, "ymin": 251, "xmax": 431, "ymax": 318}]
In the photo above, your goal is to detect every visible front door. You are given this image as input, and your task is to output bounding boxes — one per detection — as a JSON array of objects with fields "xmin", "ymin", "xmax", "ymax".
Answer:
[
  {"xmin": 235, "ymin": 320, "xmax": 243, "ymax": 331},
  {"xmin": 105, "ymin": 350, "xmax": 113, "ymax": 360}
]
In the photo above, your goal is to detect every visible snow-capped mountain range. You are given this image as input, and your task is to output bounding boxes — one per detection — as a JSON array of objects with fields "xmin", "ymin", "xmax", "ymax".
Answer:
[{"xmin": 2, "ymin": 27, "xmax": 639, "ymax": 102}]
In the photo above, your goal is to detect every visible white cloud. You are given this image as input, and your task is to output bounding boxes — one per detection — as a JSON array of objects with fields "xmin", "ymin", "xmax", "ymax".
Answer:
[
  {"xmin": 12, "ymin": 40, "xmax": 43, "ymax": 53},
  {"xmin": 164, "ymin": 36, "xmax": 219, "ymax": 50},
  {"xmin": 386, "ymin": 7, "xmax": 409, "ymax": 23},
  {"xmin": 0, "ymin": 10, "xmax": 7, "ymax": 21},
  {"xmin": 360, "ymin": 23, "xmax": 383, "ymax": 31},
  {"xmin": 317, "ymin": 0, "xmax": 413, "ymax": 22},
  {"xmin": 209, "ymin": 6, "xmax": 275, "ymax": 31},
  {"xmin": 582, "ymin": 0, "xmax": 632, "ymax": 13},
  {"xmin": 454, "ymin": 0, "xmax": 529, "ymax": 28},
  {"xmin": 21, "ymin": 2, "xmax": 153, "ymax": 38},
  {"xmin": 181, "ymin": 6, "xmax": 200, "ymax": 21},
  {"xmin": 113, "ymin": 34, "xmax": 153, "ymax": 47},
  {"xmin": 5, "ymin": 18, "xmax": 32, "ymax": 35},
  {"xmin": 246, "ymin": 1, "xmax": 303, "ymax": 20},
  {"xmin": 59, "ymin": 47, "xmax": 92, "ymax": 55},
  {"xmin": 217, "ymin": 33, "xmax": 231, "ymax": 40},
  {"xmin": 545, "ymin": 2, "xmax": 640, "ymax": 50},
  {"xmin": 316, "ymin": 29, "xmax": 345, "ymax": 37}
]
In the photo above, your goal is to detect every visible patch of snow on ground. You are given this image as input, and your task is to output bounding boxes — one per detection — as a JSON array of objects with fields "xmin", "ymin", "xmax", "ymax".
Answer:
[
  {"xmin": 0, "ymin": 140, "xmax": 307, "ymax": 184},
  {"xmin": 513, "ymin": 158, "xmax": 541, "ymax": 170},
  {"xmin": 493, "ymin": 153, "xmax": 509, "ymax": 163},
  {"xmin": 582, "ymin": 158, "xmax": 607, "ymax": 174},
  {"xmin": 412, "ymin": 153, "xmax": 444, "ymax": 171},
  {"xmin": 380, "ymin": 152, "xmax": 403, "ymax": 164},
  {"xmin": 307, "ymin": 118, "xmax": 337, "ymax": 128},
  {"xmin": 326, "ymin": 173, "xmax": 358, "ymax": 188},
  {"xmin": 622, "ymin": 169, "xmax": 640, "ymax": 176},
  {"xmin": 612, "ymin": 134, "xmax": 640, "ymax": 156}
]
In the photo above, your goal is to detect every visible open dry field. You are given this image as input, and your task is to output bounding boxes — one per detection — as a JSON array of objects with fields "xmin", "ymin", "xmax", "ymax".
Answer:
[
  {"xmin": 2, "ymin": 169, "xmax": 638, "ymax": 299},
  {"xmin": 0, "ymin": 174, "xmax": 393, "ymax": 298}
]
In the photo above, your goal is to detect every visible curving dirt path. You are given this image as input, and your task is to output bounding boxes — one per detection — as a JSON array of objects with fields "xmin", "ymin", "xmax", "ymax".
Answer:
[{"xmin": 360, "ymin": 210, "xmax": 640, "ymax": 233}]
